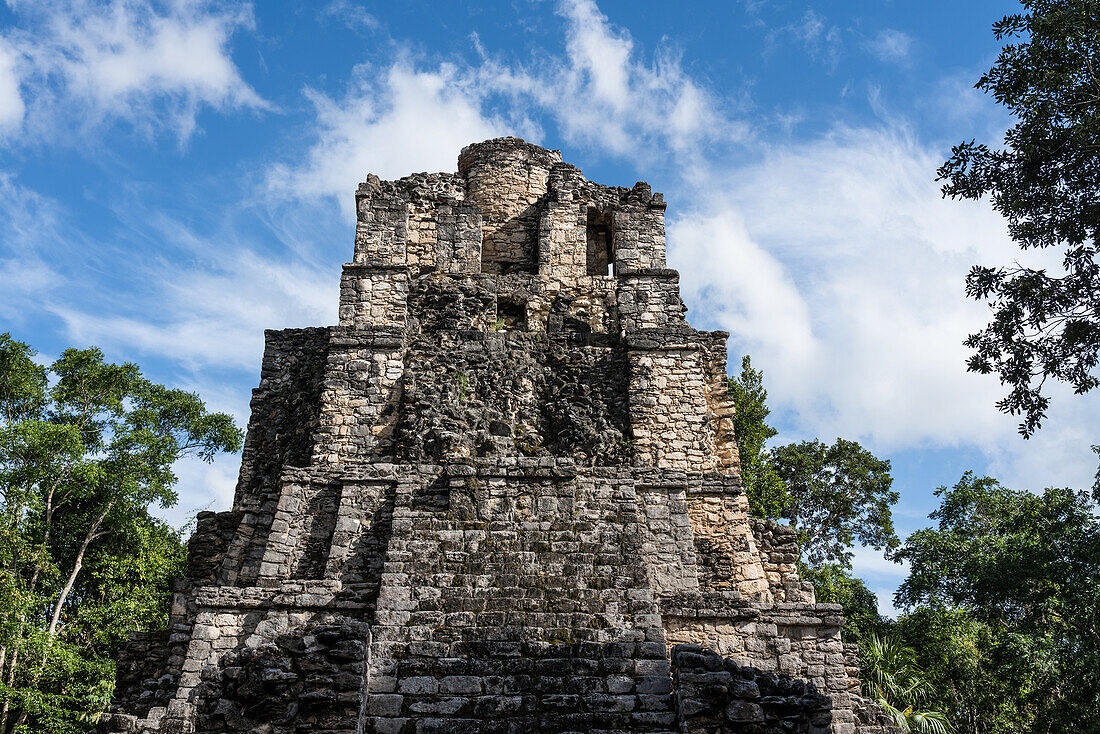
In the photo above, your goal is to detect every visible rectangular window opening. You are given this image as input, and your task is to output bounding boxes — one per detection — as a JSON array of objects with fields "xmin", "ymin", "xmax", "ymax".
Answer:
[
  {"xmin": 586, "ymin": 208, "xmax": 614, "ymax": 276},
  {"xmin": 497, "ymin": 298, "xmax": 527, "ymax": 330}
]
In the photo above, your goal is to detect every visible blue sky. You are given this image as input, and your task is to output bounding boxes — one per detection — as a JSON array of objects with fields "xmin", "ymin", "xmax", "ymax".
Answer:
[{"xmin": 1, "ymin": 0, "xmax": 1096, "ymax": 615}]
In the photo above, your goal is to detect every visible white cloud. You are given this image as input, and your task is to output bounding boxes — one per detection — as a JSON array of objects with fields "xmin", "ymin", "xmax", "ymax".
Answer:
[
  {"xmin": 668, "ymin": 116, "xmax": 1100, "ymax": 495},
  {"xmin": 0, "ymin": 41, "xmax": 25, "ymax": 134},
  {"xmin": 321, "ymin": 0, "xmax": 378, "ymax": 32},
  {"xmin": 271, "ymin": 0, "xmax": 746, "ymax": 213},
  {"xmin": 784, "ymin": 9, "xmax": 842, "ymax": 70},
  {"xmin": 545, "ymin": 0, "xmax": 740, "ymax": 159},
  {"xmin": 865, "ymin": 29, "xmax": 913, "ymax": 65},
  {"xmin": 268, "ymin": 62, "xmax": 511, "ymax": 218},
  {"xmin": 671, "ymin": 124, "xmax": 1026, "ymax": 451},
  {"xmin": 987, "ymin": 389, "xmax": 1100, "ymax": 492},
  {"xmin": 159, "ymin": 455, "xmax": 240, "ymax": 527},
  {"xmin": 56, "ymin": 246, "xmax": 336, "ymax": 372},
  {"xmin": 2, "ymin": 0, "xmax": 266, "ymax": 143}
]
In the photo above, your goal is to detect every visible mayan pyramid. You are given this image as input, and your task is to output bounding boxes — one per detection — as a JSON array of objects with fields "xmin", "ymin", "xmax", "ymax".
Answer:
[{"xmin": 103, "ymin": 138, "xmax": 901, "ymax": 734}]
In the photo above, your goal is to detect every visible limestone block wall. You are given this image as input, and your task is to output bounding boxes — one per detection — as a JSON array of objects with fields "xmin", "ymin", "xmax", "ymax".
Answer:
[
  {"xmin": 110, "ymin": 630, "xmax": 176, "ymax": 720},
  {"xmin": 702, "ymin": 331, "xmax": 741, "ymax": 473},
  {"xmin": 672, "ymin": 645, "xmax": 835, "ymax": 734},
  {"xmin": 339, "ymin": 264, "xmax": 409, "ymax": 328},
  {"xmin": 362, "ymin": 461, "xmax": 679, "ymax": 733},
  {"xmin": 160, "ymin": 584, "xmax": 366, "ymax": 734},
  {"xmin": 191, "ymin": 612, "xmax": 369, "ymax": 734},
  {"xmin": 258, "ymin": 476, "xmax": 343, "ymax": 583},
  {"xmin": 394, "ymin": 331, "xmax": 631, "ymax": 466},
  {"xmin": 662, "ymin": 602, "xmax": 857, "ymax": 732},
  {"xmin": 406, "ymin": 274, "xmax": 499, "ymax": 332},
  {"xmin": 627, "ymin": 339, "xmax": 717, "ymax": 471},
  {"xmin": 322, "ymin": 478, "xmax": 395, "ymax": 593},
  {"xmin": 539, "ymin": 199, "xmax": 588, "ymax": 276},
  {"xmin": 186, "ymin": 510, "xmax": 242, "ymax": 586},
  {"xmin": 355, "ymin": 191, "xmax": 408, "ymax": 265},
  {"xmin": 232, "ymin": 328, "xmax": 331, "ymax": 514},
  {"xmin": 686, "ymin": 490, "xmax": 771, "ymax": 600},
  {"xmin": 613, "ymin": 190, "xmax": 667, "ymax": 271},
  {"xmin": 634, "ymin": 476, "xmax": 702, "ymax": 597},
  {"xmin": 751, "ymin": 518, "xmax": 816, "ymax": 603},
  {"xmin": 536, "ymin": 277, "xmax": 619, "ymax": 334},
  {"xmin": 428, "ymin": 201, "xmax": 482, "ymax": 273},
  {"xmin": 311, "ymin": 329, "xmax": 405, "ymax": 466},
  {"xmin": 617, "ymin": 270, "xmax": 688, "ymax": 331},
  {"xmin": 227, "ymin": 327, "xmax": 331, "ymax": 587}
]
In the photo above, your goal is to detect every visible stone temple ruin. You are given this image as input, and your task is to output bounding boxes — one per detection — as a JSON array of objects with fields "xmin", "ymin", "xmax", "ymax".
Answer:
[{"xmin": 103, "ymin": 138, "xmax": 901, "ymax": 734}]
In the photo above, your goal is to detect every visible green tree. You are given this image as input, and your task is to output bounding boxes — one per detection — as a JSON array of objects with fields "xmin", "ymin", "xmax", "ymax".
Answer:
[
  {"xmin": 893, "ymin": 608, "xmax": 1021, "ymax": 734},
  {"xmin": 0, "ymin": 334, "xmax": 242, "ymax": 733},
  {"xmin": 859, "ymin": 633, "xmax": 953, "ymax": 734},
  {"xmin": 728, "ymin": 356, "xmax": 786, "ymax": 516},
  {"xmin": 770, "ymin": 439, "xmax": 899, "ymax": 568},
  {"xmin": 728, "ymin": 357, "xmax": 899, "ymax": 569},
  {"xmin": 938, "ymin": 0, "xmax": 1100, "ymax": 437},
  {"xmin": 800, "ymin": 563, "xmax": 886, "ymax": 640},
  {"xmin": 895, "ymin": 472, "xmax": 1100, "ymax": 732}
]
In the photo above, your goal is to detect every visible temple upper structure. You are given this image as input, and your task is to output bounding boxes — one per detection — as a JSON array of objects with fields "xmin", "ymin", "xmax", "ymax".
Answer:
[{"xmin": 102, "ymin": 138, "xmax": 901, "ymax": 734}]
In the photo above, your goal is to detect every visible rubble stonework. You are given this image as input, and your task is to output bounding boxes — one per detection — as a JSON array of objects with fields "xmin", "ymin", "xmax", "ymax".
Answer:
[{"xmin": 103, "ymin": 138, "xmax": 900, "ymax": 734}]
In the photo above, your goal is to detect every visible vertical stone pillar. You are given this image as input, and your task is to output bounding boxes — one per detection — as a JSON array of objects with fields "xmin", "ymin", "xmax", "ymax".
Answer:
[
  {"xmin": 338, "ymin": 264, "xmax": 409, "ymax": 328},
  {"xmin": 354, "ymin": 186, "xmax": 408, "ymax": 265},
  {"xmin": 627, "ymin": 338, "xmax": 717, "ymax": 471}
]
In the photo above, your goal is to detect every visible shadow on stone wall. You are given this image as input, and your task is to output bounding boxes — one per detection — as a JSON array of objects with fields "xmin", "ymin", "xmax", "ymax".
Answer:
[
  {"xmin": 672, "ymin": 644, "xmax": 834, "ymax": 734},
  {"xmin": 193, "ymin": 617, "xmax": 369, "ymax": 734}
]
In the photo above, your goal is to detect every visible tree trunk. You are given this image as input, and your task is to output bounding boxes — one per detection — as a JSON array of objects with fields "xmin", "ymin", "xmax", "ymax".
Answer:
[
  {"xmin": 14, "ymin": 502, "xmax": 112, "ymax": 732},
  {"xmin": 47, "ymin": 503, "xmax": 109, "ymax": 638},
  {"xmin": 0, "ymin": 645, "xmax": 17, "ymax": 734},
  {"xmin": 0, "ymin": 645, "xmax": 7, "ymax": 734}
]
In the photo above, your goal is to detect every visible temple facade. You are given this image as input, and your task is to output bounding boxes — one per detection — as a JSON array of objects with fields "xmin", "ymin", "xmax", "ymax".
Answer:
[{"xmin": 102, "ymin": 138, "xmax": 900, "ymax": 734}]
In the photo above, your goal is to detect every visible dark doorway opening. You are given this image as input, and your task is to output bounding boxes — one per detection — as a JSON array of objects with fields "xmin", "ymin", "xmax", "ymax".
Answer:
[
  {"xmin": 586, "ymin": 208, "xmax": 614, "ymax": 276},
  {"xmin": 497, "ymin": 298, "xmax": 527, "ymax": 330}
]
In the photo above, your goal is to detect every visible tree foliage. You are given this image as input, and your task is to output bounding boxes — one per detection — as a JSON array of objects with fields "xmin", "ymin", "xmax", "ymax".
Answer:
[
  {"xmin": 938, "ymin": 0, "xmax": 1100, "ymax": 436},
  {"xmin": 799, "ymin": 563, "xmax": 886, "ymax": 641},
  {"xmin": 770, "ymin": 439, "xmax": 898, "ymax": 567},
  {"xmin": 894, "ymin": 472, "xmax": 1100, "ymax": 732},
  {"xmin": 0, "ymin": 334, "xmax": 243, "ymax": 733},
  {"xmin": 893, "ymin": 608, "xmax": 1022, "ymax": 734},
  {"xmin": 728, "ymin": 355, "xmax": 899, "ymax": 568},
  {"xmin": 728, "ymin": 356, "xmax": 787, "ymax": 516},
  {"xmin": 859, "ymin": 633, "xmax": 953, "ymax": 734}
]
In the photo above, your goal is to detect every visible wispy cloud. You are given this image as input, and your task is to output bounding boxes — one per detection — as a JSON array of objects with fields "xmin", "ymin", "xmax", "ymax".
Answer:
[
  {"xmin": 675, "ymin": 123, "xmax": 1017, "ymax": 449},
  {"xmin": 0, "ymin": 40, "xmax": 25, "ymax": 135},
  {"xmin": 268, "ymin": 61, "xmax": 513, "ymax": 219},
  {"xmin": 786, "ymin": 9, "xmax": 843, "ymax": 70},
  {"xmin": 2, "ymin": 0, "xmax": 267, "ymax": 144},
  {"xmin": 320, "ymin": 0, "xmax": 379, "ymax": 33},
  {"xmin": 0, "ymin": 173, "xmax": 65, "ymax": 321},
  {"xmin": 865, "ymin": 28, "xmax": 914, "ymax": 65},
  {"xmin": 542, "ymin": 0, "xmax": 742, "ymax": 159}
]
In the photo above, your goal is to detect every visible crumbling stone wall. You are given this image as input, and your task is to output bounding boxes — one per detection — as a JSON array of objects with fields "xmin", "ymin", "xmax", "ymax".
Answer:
[
  {"xmin": 102, "ymin": 138, "xmax": 894, "ymax": 734},
  {"xmin": 751, "ymin": 518, "xmax": 816, "ymax": 603},
  {"xmin": 672, "ymin": 645, "xmax": 834, "ymax": 734}
]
